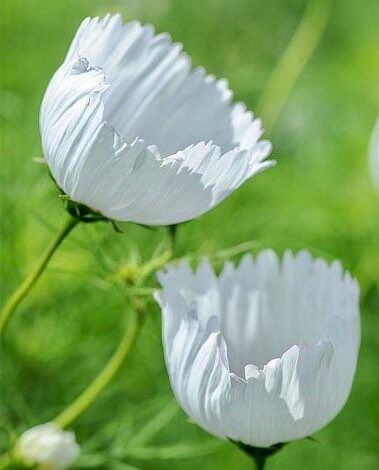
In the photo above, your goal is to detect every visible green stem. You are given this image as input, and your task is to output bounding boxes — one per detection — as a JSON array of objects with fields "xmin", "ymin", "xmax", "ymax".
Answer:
[
  {"xmin": 54, "ymin": 307, "xmax": 144, "ymax": 428},
  {"xmin": 231, "ymin": 441, "xmax": 285, "ymax": 470},
  {"xmin": 254, "ymin": 455, "xmax": 267, "ymax": 470},
  {"xmin": 139, "ymin": 249, "xmax": 172, "ymax": 284},
  {"xmin": 257, "ymin": 0, "xmax": 333, "ymax": 131},
  {"xmin": 0, "ymin": 215, "xmax": 79, "ymax": 334},
  {"xmin": 167, "ymin": 225, "xmax": 178, "ymax": 255}
]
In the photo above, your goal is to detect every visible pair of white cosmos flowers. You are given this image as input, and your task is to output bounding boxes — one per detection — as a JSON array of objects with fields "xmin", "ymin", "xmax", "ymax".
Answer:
[{"xmin": 19, "ymin": 13, "xmax": 361, "ymax": 469}]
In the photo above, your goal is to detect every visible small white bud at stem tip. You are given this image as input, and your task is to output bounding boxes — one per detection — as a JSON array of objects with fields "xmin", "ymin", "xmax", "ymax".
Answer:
[{"xmin": 17, "ymin": 423, "xmax": 80, "ymax": 470}]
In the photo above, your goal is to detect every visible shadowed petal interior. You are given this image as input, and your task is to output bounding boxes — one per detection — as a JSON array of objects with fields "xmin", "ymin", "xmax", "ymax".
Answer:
[{"xmin": 65, "ymin": 15, "xmax": 269, "ymax": 156}]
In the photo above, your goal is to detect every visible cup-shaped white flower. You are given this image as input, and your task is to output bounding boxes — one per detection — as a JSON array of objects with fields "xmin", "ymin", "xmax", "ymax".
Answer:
[
  {"xmin": 155, "ymin": 250, "xmax": 360, "ymax": 448},
  {"xmin": 17, "ymin": 423, "xmax": 80, "ymax": 469},
  {"xmin": 40, "ymin": 14, "xmax": 273, "ymax": 225}
]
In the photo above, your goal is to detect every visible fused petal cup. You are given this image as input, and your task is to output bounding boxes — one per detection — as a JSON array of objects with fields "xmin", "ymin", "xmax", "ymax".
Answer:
[
  {"xmin": 155, "ymin": 250, "xmax": 360, "ymax": 448},
  {"xmin": 40, "ymin": 14, "xmax": 273, "ymax": 225}
]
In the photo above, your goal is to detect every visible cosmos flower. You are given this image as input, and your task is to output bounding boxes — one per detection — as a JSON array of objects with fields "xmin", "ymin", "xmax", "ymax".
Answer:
[
  {"xmin": 40, "ymin": 14, "xmax": 273, "ymax": 225},
  {"xmin": 155, "ymin": 250, "xmax": 360, "ymax": 448},
  {"xmin": 17, "ymin": 423, "xmax": 80, "ymax": 469}
]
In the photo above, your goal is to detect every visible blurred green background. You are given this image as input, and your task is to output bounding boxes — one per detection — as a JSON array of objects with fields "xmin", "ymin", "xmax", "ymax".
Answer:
[{"xmin": 1, "ymin": 0, "xmax": 378, "ymax": 468}]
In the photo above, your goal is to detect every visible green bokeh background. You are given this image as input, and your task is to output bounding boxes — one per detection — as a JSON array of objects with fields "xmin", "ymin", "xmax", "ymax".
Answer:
[{"xmin": 1, "ymin": 0, "xmax": 378, "ymax": 468}]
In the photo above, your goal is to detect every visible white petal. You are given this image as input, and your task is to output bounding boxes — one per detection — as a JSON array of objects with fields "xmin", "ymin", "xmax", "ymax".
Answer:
[{"xmin": 102, "ymin": 142, "xmax": 272, "ymax": 224}]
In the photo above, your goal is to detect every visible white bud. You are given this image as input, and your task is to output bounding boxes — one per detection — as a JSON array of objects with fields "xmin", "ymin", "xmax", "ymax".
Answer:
[{"xmin": 17, "ymin": 423, "xmax": 80, "ymax": 469}]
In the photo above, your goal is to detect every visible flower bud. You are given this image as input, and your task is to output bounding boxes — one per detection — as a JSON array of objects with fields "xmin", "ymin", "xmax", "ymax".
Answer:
[{"xmin": 17, "ymin": 423, "xmax": 80, "ymax": 469}]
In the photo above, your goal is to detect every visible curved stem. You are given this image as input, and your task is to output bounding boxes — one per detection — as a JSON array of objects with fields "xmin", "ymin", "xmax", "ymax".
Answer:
[
  {"xmin": 257, "ymin": 0, "xmax": 333, "ymax": 131},
  {"xmin": 54, "ymin": 307, "xmax": 144, "ymax": 428},
  {"xmin": 0, "ymin": 215, "xmax": 79, "ymax": 334}
]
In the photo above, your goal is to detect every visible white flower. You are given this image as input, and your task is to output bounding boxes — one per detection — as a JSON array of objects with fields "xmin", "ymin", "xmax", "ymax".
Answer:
[
  {"xmin": 17, "ymin": 423, "xmax": 80, "ymax": 469},
  {"xmin": 155, "ymin": 250, "xmax": 360, "ymax": 448},
  {"xmin": 40, "ymin": 14, "xmax": 273, "ymax": 225},
  {"xmin": 369, "ymin": 116, "xmax": 379, "ymax": 190}
]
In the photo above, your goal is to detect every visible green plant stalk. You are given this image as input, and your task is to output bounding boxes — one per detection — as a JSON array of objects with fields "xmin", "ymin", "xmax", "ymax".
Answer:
[
  {"xmin": 167, "ymin": 225, "xmax": 178, "ymax": 255},
  {"xmin": 254, "ymin": 455, "xmax": 266, "ymax": 470},
  {"xmin": 257, "ymin": 0, "xmax": 333, "ymax": 131},
  {"xmin": 0, "ymin": 215, "xmax": 79, "ymax": 334},
  {"xmin": 54, "ymin": 307, "xmax": 144, "ymax": 428},
  {"xmin": 232, "ymin": 441, "xmax": 285, "ymax": 470},
  {"xmin": 49, "ymin": 227, "xmax": 173, "ymax": 429},
  {"xmin": 138, "ymin": 248, "xmax": 173, "ymax": 284}
]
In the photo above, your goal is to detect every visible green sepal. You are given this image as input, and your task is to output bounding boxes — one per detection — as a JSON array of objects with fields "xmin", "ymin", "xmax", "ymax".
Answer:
[
  {"xmin": 64, "ymin": 199, "xmax": 107, "ymax": 223},
  {"xmin": 111, "ymin": 220, "xmax": 124, "ymax": 233}
]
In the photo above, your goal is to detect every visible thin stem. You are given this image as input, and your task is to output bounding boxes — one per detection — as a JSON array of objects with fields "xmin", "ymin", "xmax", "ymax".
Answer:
[
  {"xmin": 0, "ymin": 215, "xmax": 79, "ymax": 334},
  {"xmin": 254, "ymin": 455, "xmax": 267, "ymax": 470},
  {"xmin": 139, "ymin": 249, "xmax": 172, "ymax": 284},
  {"xmin": 54, "ymin": 307, "xmax": 144, "ymax": 428},
  {"xmin": 167, "ymin": 224, "xmax": 178, "ymax": 255},
  {"xmin": 257, "ymin": 0, "xmax": 333, "ymax": 131},
  {"xmin": 231, "ymin": 441, "xmax": 285, "ymax": 470}
]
